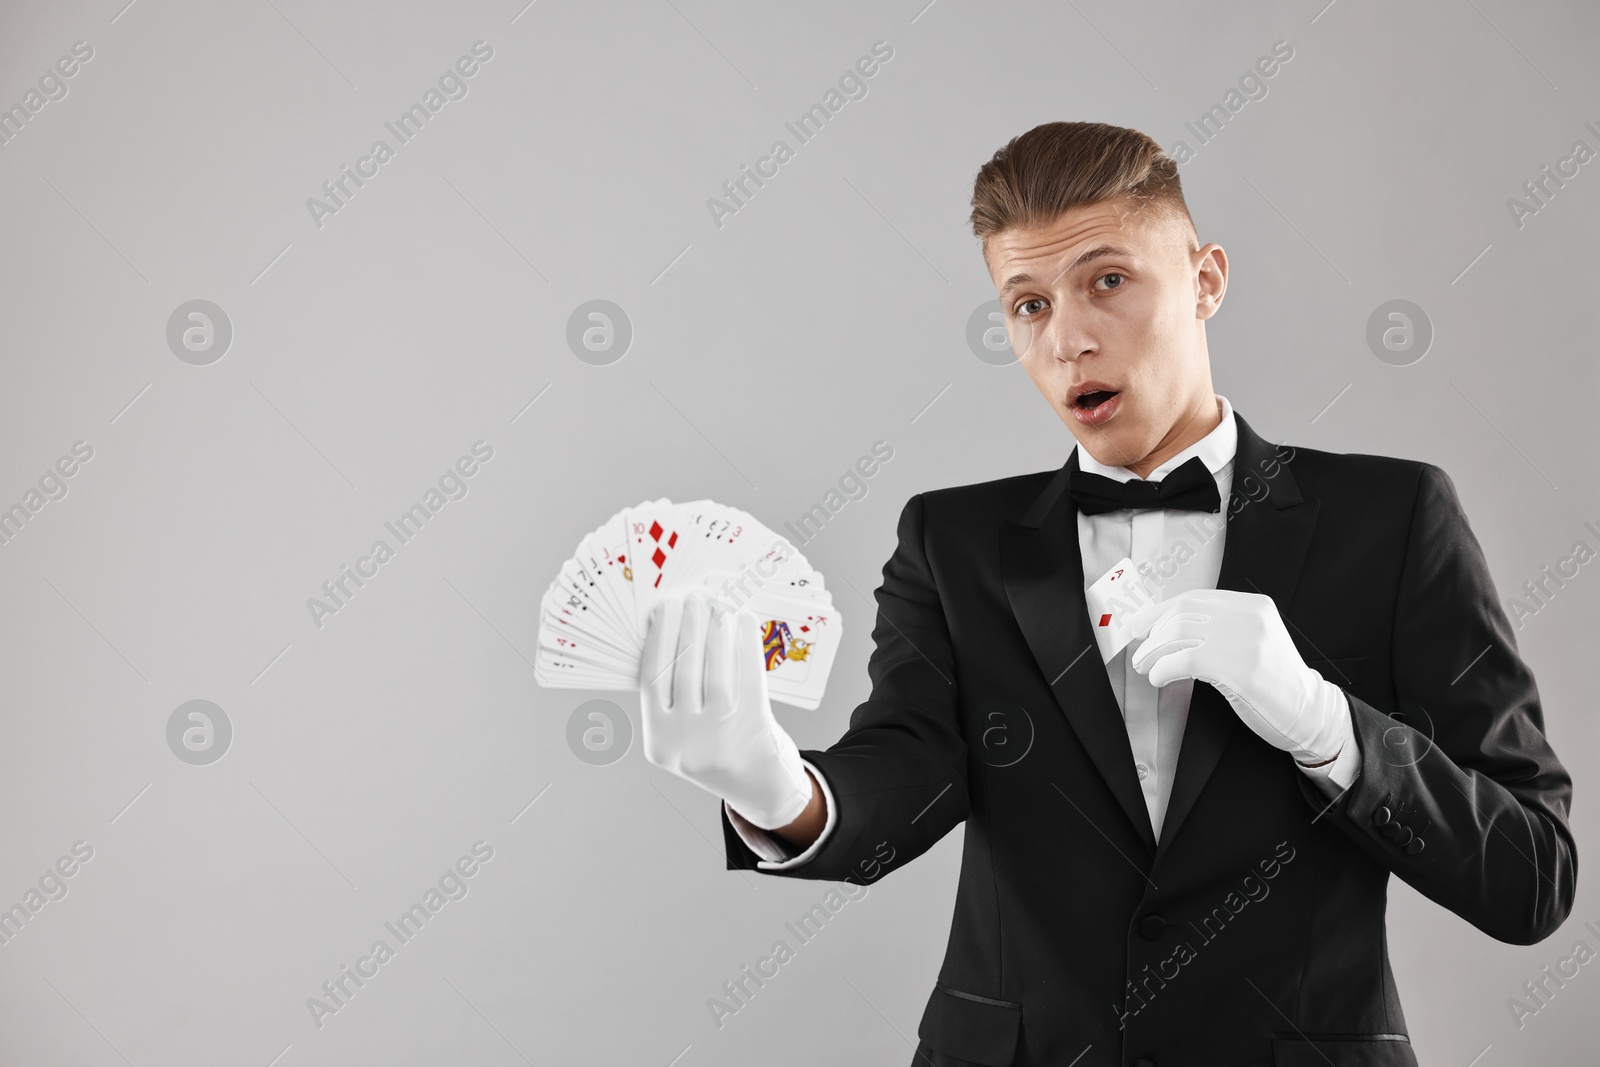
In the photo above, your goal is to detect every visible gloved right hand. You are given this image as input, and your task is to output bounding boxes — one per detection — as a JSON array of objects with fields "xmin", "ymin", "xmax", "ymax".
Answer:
[{"xmin": 639, "ymin": 589, "xmax": 814, "ymax": 831}]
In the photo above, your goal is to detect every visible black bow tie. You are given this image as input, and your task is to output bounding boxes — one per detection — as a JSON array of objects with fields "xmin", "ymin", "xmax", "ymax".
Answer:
[{"xmin": 1066, "ymin": 453, "xmax": 1221, "ymax": 515}]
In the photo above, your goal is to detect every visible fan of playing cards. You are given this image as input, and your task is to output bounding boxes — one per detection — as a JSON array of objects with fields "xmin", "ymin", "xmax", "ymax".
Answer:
[{"xmin": 536, "ymin": 499, "xmax": 841, "ymax": 709}]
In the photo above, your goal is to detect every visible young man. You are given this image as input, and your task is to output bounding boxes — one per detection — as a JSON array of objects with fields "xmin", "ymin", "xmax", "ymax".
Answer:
[{"xmin": 638, "ymin": 122, "xmax": 1576, "ymax": 1066}]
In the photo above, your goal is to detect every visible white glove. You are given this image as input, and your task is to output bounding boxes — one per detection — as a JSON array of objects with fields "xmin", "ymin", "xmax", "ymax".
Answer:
[
  {"xmin": 1127, "ymin": 589, "xmax": 1347, "ymax": 766},
  {"xmin": 639, "ymin": 589, "xmax": 813, "ymax": 830}
]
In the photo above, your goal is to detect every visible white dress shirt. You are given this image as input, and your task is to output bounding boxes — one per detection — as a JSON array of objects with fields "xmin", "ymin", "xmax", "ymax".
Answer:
[{"xmin": 727, "ymin": 395, "xmax": 1357, "ymax": 867}]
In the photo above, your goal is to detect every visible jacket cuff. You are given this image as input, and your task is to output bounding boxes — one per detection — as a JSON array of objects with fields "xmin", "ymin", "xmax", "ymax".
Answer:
[{"xmin": 724, "ymin": 759, "xmax": 838, "ymax": 870}]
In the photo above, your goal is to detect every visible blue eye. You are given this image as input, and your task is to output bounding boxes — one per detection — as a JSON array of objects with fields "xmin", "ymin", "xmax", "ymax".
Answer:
[
  {"xmin": 1015, "ymin": 298, "xmax": 1046, "ymax": 318},
  {"xmin": 1096, "ymin": 273, "xmax": 1125, "ymax": 290}
]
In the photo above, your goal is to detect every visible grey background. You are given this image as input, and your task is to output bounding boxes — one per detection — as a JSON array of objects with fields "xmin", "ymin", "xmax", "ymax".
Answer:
[{"xmin": 0, "ymin": 0, "xmax": 1595, "ymax": 1063}]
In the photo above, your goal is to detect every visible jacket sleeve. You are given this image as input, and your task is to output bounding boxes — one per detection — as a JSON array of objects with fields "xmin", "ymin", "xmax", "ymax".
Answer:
[
  {"xmin": 1303, "ymin": 462, "xmax": 1577, "ymax": 944},
  {"xmin": 721, "ymin": 492, "xmax": 971, "ymax": 882}
]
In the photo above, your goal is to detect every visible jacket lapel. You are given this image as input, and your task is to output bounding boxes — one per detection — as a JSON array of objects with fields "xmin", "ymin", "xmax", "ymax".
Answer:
[
  {"xmin": 1151, "ymin": 414, "xmax": 1318, "ymax": 865},
  {"xmin": 1001, "ymin": 457, "xmax": 1157, "ymax": 852},
  {"xmin": 1000, "ymin": 409, "xmax": 1319, "ymax": 862}
]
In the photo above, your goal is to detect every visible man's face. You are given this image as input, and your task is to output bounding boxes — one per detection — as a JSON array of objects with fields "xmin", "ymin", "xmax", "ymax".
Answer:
[{"xmin": 984, "ymin": 197, "xmax": 1227, "ymax": 474}]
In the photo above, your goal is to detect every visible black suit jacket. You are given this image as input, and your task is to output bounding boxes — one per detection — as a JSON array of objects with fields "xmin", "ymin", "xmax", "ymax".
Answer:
[{"xmin": 721, "ymin": 410, "xmax": 1576, "ymax": 1067}]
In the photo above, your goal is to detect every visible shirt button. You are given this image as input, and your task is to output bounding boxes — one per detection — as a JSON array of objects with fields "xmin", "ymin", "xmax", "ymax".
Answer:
[{"xmin": 1135, "ymin": 763, "xmax": 1150, "ymax": 781}]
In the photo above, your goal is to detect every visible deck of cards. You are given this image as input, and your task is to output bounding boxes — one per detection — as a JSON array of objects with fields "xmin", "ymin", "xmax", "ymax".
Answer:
[{"xmin": 536, "ymin": 499, "xmax": 841, "ymax": 709}]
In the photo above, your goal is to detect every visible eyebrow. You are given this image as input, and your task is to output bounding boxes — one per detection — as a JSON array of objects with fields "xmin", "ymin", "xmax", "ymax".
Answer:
[{"xmin": 999, "ymin": 244, "xmax": 1135, "ymax": 297}]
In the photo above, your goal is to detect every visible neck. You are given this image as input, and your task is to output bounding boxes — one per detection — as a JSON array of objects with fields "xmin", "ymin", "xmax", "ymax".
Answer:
[{"xmin": 1125, "ymin": 395, "xmax": 1222, "ymax": 479}]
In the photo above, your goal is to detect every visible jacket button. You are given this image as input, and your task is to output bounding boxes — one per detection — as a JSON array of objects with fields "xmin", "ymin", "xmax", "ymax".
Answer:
[
  {"xmin": 1372, "ymin": 805, "xmax": 1392, "ymax": 827},
  {"xmin": 1135, "ymin": 1060, "xmax": 1158, "ymax": 1067},
  {"xmin": 1138, "ymin": 915, "xmax": 1166, "ymax": 940},
  {"xmin": 1392, "ymin": 825, "xmax": 1414, "ymax": 847},
  {"xmin": 1405, "ymin": 836, "xmax": 1425, "ymax": 855}
]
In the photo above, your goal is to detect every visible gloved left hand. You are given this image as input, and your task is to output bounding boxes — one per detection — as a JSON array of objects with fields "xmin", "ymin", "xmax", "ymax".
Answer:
[
  {"xmin": 1126, "ymin": 589, "xmax": 1348, "ymax": 766},
  {"xmin": 638, "ymin": 590, "xmax": 815, "ymax": 831}
]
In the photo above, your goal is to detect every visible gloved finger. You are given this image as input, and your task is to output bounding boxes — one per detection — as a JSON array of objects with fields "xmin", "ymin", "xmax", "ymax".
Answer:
[
  {"xmin": 735, "ymin": 609, "xmax": 770, "ymax": 707},
  {"xmin": 703, "ymin": 599, "xmax": 740, "ymax": 711},
  {"xmin": 1141, "ymin": 610, "xmax": 1209, "ymax": 639},
  {"xmin": 1143, "ymin": 644, "xmax": 1201, "ymax": 688},
  {"xmin": 1131, "ymin": 631, "xmax": 1203, "ymax": 675},
  {"xmin": 1130, "ymin": 611, "xmax": 1208, "ymax": 669},
  {"xmin": 674, "ymin": 592, "xmax": 710, "ymax": 713},
  {"xmin": 641, "ymin": 593, "xmax": 686, "ymax": 710},
  {"xmin": 1127, "ymin": 594, "xmax": 1188, "ymax": 638},
  {"xmin": 1123, "ymin": 598, "xmax": 1163, "ymax": 638}
]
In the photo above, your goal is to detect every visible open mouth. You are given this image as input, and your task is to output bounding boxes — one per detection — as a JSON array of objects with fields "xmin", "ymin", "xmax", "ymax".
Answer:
[{"xmin": 1074, "ymin": 389, "xmax": 1119, "ymax": 409}]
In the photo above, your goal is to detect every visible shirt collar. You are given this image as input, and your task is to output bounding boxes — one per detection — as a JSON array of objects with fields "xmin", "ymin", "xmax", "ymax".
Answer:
[{"xmin": 1073, "ymin": 394, "xmax": 1236, "ymax": 483}]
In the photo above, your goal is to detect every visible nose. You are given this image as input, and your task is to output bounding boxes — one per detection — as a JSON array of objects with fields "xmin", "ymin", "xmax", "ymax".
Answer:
[
  {"xmin": 1036, "ymin": 318, "xmax": 1088, "ymax": 363},
  {"xmin": 1011, "ymin": 317, "xmax": 1081, "ymax": 364}
]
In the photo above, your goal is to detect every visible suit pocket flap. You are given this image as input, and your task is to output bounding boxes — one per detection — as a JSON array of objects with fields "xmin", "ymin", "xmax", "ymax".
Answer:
[
  {"xmin": 1305, "ymin": 655, "xmax": 1365, "ymax": 686},
  {"xmin": 1273, "ymin": 1035, "xmax": 1415, "ymax": 1066},
  {"xmin": 917, "ymin": 982, "xmax": 1022, "ymax": 1066}
]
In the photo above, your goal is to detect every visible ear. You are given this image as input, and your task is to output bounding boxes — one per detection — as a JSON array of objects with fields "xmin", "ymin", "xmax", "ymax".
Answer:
[{"xmin": 1193, "ymin": 242, "xmax": 1227, "ymax": 320}]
